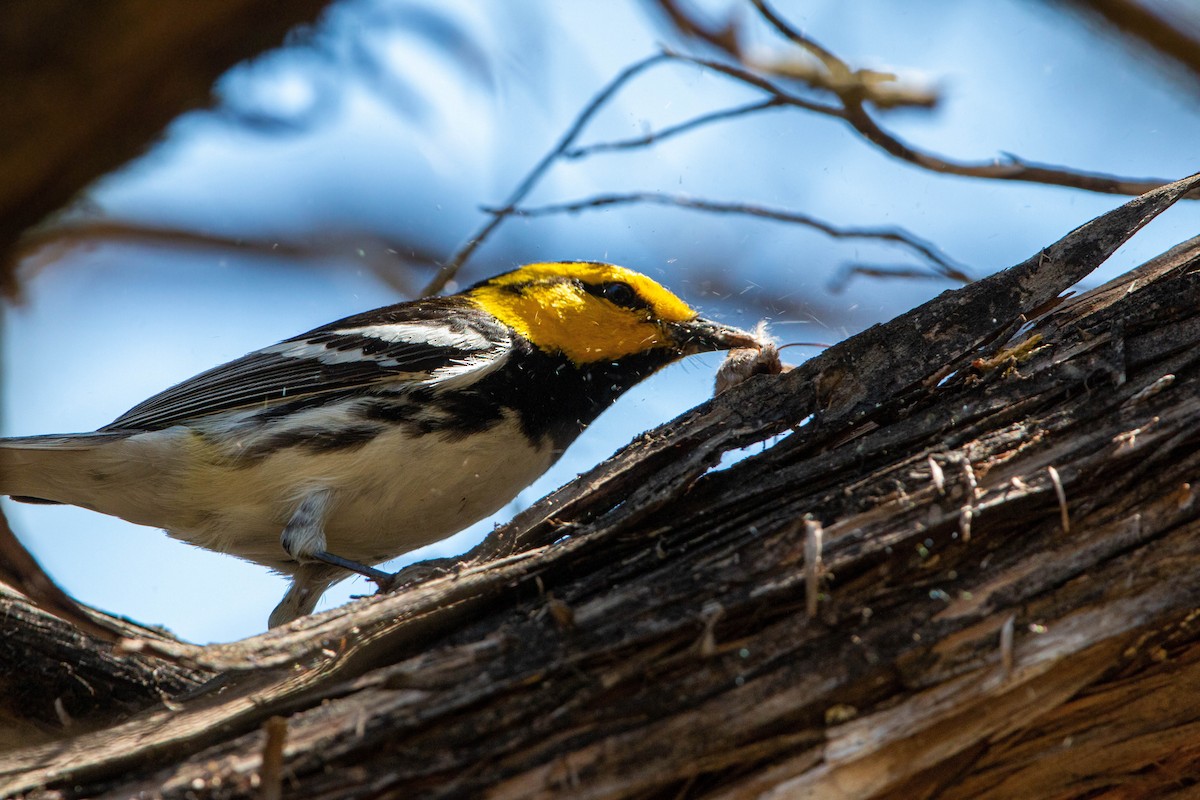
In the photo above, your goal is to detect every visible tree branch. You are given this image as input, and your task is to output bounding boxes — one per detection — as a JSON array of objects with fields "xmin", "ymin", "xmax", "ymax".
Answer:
[
  {"xmin": 494, "ymin": 192, "xmax": 970, "ymax": 283},
  {"xmin": 3, "ymin": 176, "xmax": 1198, "ymax": 800}
]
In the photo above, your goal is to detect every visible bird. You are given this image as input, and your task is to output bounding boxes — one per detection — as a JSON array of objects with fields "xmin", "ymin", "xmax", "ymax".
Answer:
[{"xmin": 0, "ymin": 261, "xmax": 761, "ymax": 627}]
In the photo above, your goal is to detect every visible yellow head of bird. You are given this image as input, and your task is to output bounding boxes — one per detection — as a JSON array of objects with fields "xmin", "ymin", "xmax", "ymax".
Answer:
[{"xmin": 467, "ymin": 262, "xmax": 757, "ymax": 364}]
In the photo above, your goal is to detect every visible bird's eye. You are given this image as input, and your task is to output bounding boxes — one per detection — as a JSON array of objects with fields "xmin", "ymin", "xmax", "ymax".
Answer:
[{"xmin": 601, "ymin": 281, "xmax": 637, "ymax": 307}]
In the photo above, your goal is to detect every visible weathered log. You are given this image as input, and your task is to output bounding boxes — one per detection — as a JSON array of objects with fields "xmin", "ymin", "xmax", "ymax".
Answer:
[{"xmin": 2, "ymin": 177, "xmax": 1200, "ymax": 798}]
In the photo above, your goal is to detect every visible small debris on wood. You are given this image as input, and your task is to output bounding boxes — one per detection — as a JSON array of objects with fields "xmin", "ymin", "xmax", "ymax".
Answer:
[
  {"xmin": 259, "ymin": 716, "xmax": 288, "ymax": 800},
  {"xmin": 959, "ymin": 455, "xmax": 980, "ymax": 501},
  {"xmin": 971, "ymin": 333, "xmax": 1046, "ymax": 375},
  {"xmin": 1000, "ymin": 614, "xmax": 1016, "ymax": 680},
  {"xmin": 1126, "ymin": 373, "xmax": 1175, "ymax": 406},
  {"xmin": 546, "ymin": 595, "xmax": 575, "ymax": 630},
  {"xmin": 959, "ymin": 505, "xmax": 973, "ymax": 543},
  {"xmin": 1171, "ymin": 483, "xmax": 1194, "ymax": 512},
  {"xmin": 1112, "ymin": 418, "xmax": 1158, "ymax": 453},
  {"xmin": 804, "ymin": 519, "xmax": 824, "ymax": 619},
  {"xmin": 53, "ymin": 697, "xmax": 72, "ymax": 730},
  {"xmin": 1047, "ymin": 466, "xmax": 1070, "ymax": 534},
  {"xmin": 928, "ymin": 455, "xmax": 945, "ymax": 495},
  {"xmin": 824, "ymin": 704, "xmax": 858, "ymax": 725},
  {"xmin": 698, "ymin": 602, "xmax": 725, "ymax": 657}
]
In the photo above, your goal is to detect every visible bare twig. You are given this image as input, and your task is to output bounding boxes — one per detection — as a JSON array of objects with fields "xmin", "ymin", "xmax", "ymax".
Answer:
[
  {"xmin": 749, "ymin": 56, "xmax": 939, "ymax": 110},
  {"xmin": 742, "ymin": 0, "xmax": 1190, "ymax": 198},
  {"xmin": 429, "ymin": 0, "xmax": 1189, "ymax": 304},
  {"xmin": 563, "ymin": 99, "xmax": 787, "ymax": 159},
  {"xmin": 1051, "ymin": 0, "xmax": 1200, "ymax": 90},
  {"xmin": 424, "ymin": 53, "xmax": 671, "ymax": 297},
  {"xmin": 748, "ymin": 0, "xmax": 844, "ymax": 75},
  {"xmin": 493, "ymin": 192, "xmax": 968, "ymax": 280},
  {"xmin": 831, "ymin": 263, "xmax": 971, "ymax": 293},
  {"xmin": 13, "ymin": 219, "xmax": 437, "ymax": 298},
  {"xmin": 649, "ymin": 0, "xmax": 938, "ymax": 109},
  {"xmin": 649, "ymin": 0, "xmax": 743, "ymax": 58},
  {"xmin": 673, "ymin": 48, "xmax": 1180, "ymax": 200},
  {"xmin": 666, "ymin": 50, "xmax": 842, "ymax": 116}
]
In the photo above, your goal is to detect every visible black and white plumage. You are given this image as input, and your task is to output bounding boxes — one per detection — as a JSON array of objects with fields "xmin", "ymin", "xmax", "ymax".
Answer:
[
  {"xmin": 106, "ymin": 298, "xmax": 512, "ymax": 432},
  {"xmin": 0, "ymin": 262, "xmax": 760, "ymax": 627}
]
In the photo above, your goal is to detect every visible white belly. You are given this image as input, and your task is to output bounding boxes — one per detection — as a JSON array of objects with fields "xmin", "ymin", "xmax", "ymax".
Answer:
[{"xmin": 79, "ymin": 411, "xmax": 557, "ymax": 572}]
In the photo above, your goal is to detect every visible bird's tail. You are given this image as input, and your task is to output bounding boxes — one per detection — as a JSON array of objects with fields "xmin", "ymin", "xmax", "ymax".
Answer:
[{"xmin": 0, "ymin": 432, "xmax": 137, "ymax": 505}]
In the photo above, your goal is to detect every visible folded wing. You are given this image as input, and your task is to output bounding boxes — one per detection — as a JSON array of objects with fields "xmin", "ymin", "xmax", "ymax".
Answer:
[{"xmin": 104, "ymin": 299, "xmax": 512, "ymax": 431}]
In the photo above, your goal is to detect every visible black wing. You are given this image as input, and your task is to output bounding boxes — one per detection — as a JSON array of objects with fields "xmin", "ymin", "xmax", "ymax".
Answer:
[{"xmin": 103, "ymin": 298, "xmax": 512, "ymax": 431}]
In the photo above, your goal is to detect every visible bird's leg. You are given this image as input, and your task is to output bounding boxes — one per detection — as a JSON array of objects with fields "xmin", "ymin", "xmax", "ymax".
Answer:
[
  {"xmin": 269, "ymin": 564, "xmax": 335, "ymax": 628},
  {"xmin": 280, "ymin": 488, "xmax": 392, "ymax": 584},
  {"xmin": 308, "ymin": 550, "xmax": 392, "ymax": 584}
]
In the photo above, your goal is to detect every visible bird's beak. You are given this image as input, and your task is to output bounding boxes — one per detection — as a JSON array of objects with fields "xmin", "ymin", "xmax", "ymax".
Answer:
[{"xmin": 667, "ymin": 317, "xmax": 762, "ymax": 355}]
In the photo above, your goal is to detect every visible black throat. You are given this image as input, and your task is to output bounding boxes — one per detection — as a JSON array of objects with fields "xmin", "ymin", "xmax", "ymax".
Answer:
[{"xmin": 477, "ymin": 337, "xmax": 680, "ymax": 453}]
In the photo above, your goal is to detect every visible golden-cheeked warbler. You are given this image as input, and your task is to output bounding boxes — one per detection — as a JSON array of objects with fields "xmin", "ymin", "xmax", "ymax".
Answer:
[{"xmin": 0, "ymin": 261, "xmax": 761, "ymax": 626}]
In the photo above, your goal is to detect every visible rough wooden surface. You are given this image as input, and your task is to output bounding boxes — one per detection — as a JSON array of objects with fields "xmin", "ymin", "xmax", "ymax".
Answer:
[
  {"xmin": 2, "ymin": 177, "xmax": 1200, "ymax": 798},
  {"xmin": 0, "ymin": 586, "xmax": 207, "ymax": 753}
]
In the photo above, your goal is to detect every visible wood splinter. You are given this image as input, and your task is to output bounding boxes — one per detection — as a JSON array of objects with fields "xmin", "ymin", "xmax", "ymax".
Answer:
[
  {"xmin": 1047, "ymin": 465, "xmax": 1070, "ymax": 534},
  {"xmin": 1000, "ymin": 614, "xmax": 1016, "ymax": 680},
  {"xmin": 260, "ymin": 716, "xmax": 288, "ymax": 800},
  {"xmin": 928, "ymin": 455, "xmax": 945, "ymax": 495},
  {"xmin": 804, "ymin": 519, "xmax": 824, "ymax": 619}
]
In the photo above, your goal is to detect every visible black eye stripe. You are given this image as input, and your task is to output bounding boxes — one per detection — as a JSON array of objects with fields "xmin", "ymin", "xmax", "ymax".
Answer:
[
  {"xmin": 581, "ymin": 280, "xmax": 652, "ymax": 312},
  {"xmin": 602, "ymin": 282, "xmax": 635, "ymax": 306},
  {"xmin": 491, "ymin": 276, "xmax": 654, "ymax": 313}
]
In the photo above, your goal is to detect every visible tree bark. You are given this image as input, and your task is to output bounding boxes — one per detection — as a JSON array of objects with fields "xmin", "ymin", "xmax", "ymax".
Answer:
[{"xmin": 3, "ymin": 176, "xmax": 1200, "ymax": 798}]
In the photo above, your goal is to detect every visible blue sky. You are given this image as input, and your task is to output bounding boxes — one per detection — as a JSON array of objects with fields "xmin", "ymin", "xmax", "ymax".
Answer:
[{"xmin": 4, "ymin": 0, "xmax": 1199, "ymax": 642}]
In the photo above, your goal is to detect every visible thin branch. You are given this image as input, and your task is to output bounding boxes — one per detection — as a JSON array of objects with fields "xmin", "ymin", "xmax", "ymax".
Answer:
[
  {"xmin": 648, "ymin": 0, "xmax": 938, "ymax": 109},
  {"xmin": 673, "ymin": 47, "xmax": 1183, "ymax": 199},
  {"xmin": 490, "ymin": 192, "xmax": 969, "ymax": 281},
  {"xmin": 830, "ymin": 262, "xmax": 971, "ymax": 294},
  {"xmin": 667, "ymin": 50, "xmax": 843, "ymax": 116},
  {"xmin": 423, "ymin": 53, "xmax": 671, "ymax": 297},
  {"xmin": 1050, "ymin": 0, "xmax": 1200, "ymax": 90},
  {"xmin": 430, "ymin": 0, "xmax": 1187, "ymax": 304},
  {"xmin": 563, "ymin": 98, "xmax": 787, "ymax": 159},
  {"xmin": 12, "ymin": 219, "xmax": 437, "ymax": 299},
  {"xmin": 742, "ymin": 0, "xmax": 1192, "ymax": 198},
  {"xmin": 650, "ymin": 0, "xmax": 743, "ymax": 58},
  {"xmin": 748, "ymin": 56, "xmax": 939, "ymax": 110},
  {"xmin": 748, "ymin": 0, "xmax": 845, "ymax": 76}
]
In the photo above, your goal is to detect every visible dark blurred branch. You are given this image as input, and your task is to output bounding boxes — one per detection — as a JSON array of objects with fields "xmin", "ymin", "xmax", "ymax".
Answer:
[
  {"xmin": 644, "ymin": 0, "xmax": 1192, "ymax": 199},
  {"xmin": 1049, "ymin": 0, "xmax": 1200, "ymax": 89},
  {"xmin": 647, "ymin": 0, "xmax": 939, "ymax": 109},
  {"xmin": 493, "ymin": 192, "xmax": 971, "ymax": 283},
  {"xmin": 650, "ymin": 0, "xmax": 744, "ymax": 56},
  {"xmin": 0, "ymin": 508, "xmax": 122, "ymax": 646},
  {"xmin": 0, "ymin": 0, "xmax": 337, "ymax": 297},
  {"xmin": 673, "ymin": 44, "xmax": 1185, "ymax": 199},
  {"xmin": 13, "ymin": 220, "xmax": 439, "ymax": 299}
]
